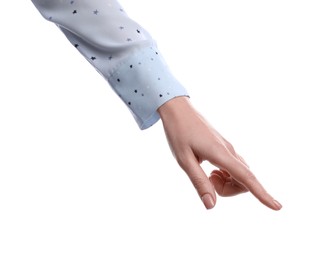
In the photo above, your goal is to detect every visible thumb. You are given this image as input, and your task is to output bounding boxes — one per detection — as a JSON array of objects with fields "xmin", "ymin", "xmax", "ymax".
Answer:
[{"xmin": 181, "ymin": 157, "xmax": 217, "ymax": 210}]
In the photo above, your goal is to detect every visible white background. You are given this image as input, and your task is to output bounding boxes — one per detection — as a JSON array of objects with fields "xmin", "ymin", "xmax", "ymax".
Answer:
[{"xmin": 1, "ymin": 1, "xmax": 334, "ymax": 259}]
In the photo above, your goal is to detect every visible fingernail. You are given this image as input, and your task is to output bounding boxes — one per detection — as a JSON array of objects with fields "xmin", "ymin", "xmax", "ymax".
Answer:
[
  {"xmin": 273, "ymin": 200, "xmax": 282, "ymax": 210},
  {"xmin": 201, "ymin": 194, "xmax": 215, "ymax": 210}
]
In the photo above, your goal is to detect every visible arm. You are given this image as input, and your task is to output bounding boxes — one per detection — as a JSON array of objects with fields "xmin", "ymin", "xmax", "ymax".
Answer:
[
  {"xmin": 31, "ymin": 0, "xmax": 188, "ymax": 129},
  {"xmin": 31, "ymin": 0, "xmax": 282, "ymax": 210}
]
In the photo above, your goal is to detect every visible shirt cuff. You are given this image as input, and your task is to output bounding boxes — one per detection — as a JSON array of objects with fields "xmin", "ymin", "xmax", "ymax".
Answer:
[{"xmin": 107, "ymin": 45, "xmax": 189, "ymax": 130}]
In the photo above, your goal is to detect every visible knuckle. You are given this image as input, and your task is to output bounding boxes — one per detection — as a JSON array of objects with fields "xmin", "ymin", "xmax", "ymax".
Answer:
[
  {"xmin": 224, "ymin": 141, "xmax": 236, "ymax": 155},
  {"xmin": 175, "ymin": 152, "xmax": 192, "ymax": 169},
  {"xmin": 190, "ymin": 175, "xmax": 208, "ymax": 191},
  {"xmin": 211, "ymin": 138, "xmax": 235, "ymax": 156},
  {"xmin": 244, "ymin": 170, "xmax": 258, "ymax": 184}
]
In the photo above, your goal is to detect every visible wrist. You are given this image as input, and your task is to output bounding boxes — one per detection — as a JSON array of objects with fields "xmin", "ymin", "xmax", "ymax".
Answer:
[{"xmin": 157, "ymin": 96, "xmax": 193, "ymax": 122}]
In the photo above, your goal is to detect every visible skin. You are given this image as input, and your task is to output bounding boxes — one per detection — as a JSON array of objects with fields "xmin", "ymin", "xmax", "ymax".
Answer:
[{"xmin": 157, "ymin": 96, "xmax": 282, "ymax": 210}]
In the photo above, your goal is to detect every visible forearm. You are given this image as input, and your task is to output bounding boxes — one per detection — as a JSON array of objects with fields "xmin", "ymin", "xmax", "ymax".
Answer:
[{"xmin": 31, "ymin": 0, "xmax": 189, "ymax": 129}]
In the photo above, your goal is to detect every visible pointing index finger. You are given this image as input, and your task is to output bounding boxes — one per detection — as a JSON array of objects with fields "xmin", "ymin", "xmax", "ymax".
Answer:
[{"xmin": 216, "ymin": 155, "xmax": 282, "ymax": 210}]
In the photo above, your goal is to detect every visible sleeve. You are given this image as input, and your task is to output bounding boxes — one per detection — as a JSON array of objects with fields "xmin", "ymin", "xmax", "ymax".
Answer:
[{"xmin": 31, "ymin": 0, "xmax": 189, "ymax": 130}]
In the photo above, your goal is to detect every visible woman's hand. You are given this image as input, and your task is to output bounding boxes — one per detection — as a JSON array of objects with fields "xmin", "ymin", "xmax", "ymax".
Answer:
[{"xmin": 158, "ymin": 97, "xmax": 282, "ymax": 210}]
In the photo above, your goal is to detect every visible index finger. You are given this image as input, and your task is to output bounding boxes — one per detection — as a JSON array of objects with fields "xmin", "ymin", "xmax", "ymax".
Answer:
[{"xmin": 211, "ymin": 153, "xmax": 282, "ymax": 210}]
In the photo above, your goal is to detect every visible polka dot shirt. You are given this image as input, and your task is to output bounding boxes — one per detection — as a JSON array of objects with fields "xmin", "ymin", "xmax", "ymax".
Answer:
[{"xmin": 31, "ymin": 0, "xmax": 189, "ymax": 129}]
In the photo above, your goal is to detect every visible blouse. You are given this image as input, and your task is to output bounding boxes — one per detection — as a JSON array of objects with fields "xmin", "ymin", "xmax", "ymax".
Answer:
[{"xmin": 31, "ymin": 0, "xmax": 189, "ymax": 129}]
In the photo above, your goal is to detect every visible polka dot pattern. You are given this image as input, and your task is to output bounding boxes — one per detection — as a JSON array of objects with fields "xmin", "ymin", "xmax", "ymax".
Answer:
[{"xmin": 31, "ymin": 0, "xmax": 189, "ymax": 129}]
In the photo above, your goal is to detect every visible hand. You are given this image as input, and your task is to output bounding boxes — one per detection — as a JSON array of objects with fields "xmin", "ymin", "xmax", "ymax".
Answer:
[{"xmin": 158, "ymin": 97, "xmax": 282, "ymax": 210}]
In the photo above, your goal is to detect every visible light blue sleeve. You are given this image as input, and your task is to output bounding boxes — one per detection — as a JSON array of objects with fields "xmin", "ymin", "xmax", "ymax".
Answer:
[{"xmin": 31, "ymin": 0, "xmax": 189, "ymax": 129}]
